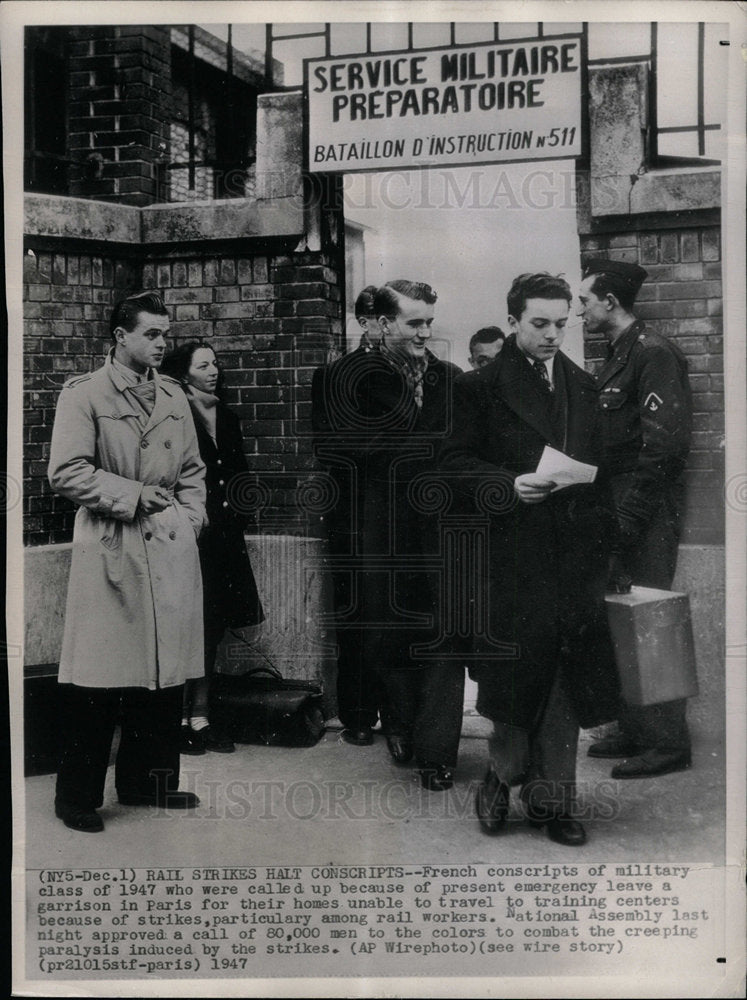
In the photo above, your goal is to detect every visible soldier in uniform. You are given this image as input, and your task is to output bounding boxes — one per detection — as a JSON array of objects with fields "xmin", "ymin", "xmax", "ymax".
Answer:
[{"xmin": 577, "ymin": 258, "xmax": 693, "ymax": 778}]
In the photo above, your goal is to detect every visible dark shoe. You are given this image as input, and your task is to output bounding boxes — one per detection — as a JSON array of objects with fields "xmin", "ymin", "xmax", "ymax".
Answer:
[
  {"xmin": 588, "ymin": 735, "xmax": 640, "ymax": 759},
  {"xmin": 386, "ymin": 736, "xmax": 413, "ymax": 764},
  {"xmin": 419, "ymin": 763, "xmax": 454, "ymax": 791},
  {"xmin": 475, "ymin": 768, "xmax": 509, "ymax": 834},
  {"xmin": 55, "ymin": 802, "xmax": 104, "ymax": 833},
  {"xmin": 180, "ymin": 725, "xmax": 206, "ymax": 756},
  {"xmin": 611, "ymin": 748, "xmax": 692, "ymax": 779},
  {"xmin": 118, "ymin": 790, "xmax": 200, "ymax": 809},
  {"xmin": 342, "ymin": 726, "xmax": 374, "ymax": 746},
  {"xmin": 203, "ymin": 726, "xmax": 235, "ymax": 754},
  {"xmin": 528, "ymin": 813, "xmax": 587, "ymax": 846}
]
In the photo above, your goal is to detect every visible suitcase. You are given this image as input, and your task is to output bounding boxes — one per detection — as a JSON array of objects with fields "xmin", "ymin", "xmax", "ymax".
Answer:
[
  {"xmin": 605, "ymin": 586, "xmax": 699, "ymax": 706},
  {"xmin": 211, "ymin": 667, "xmax": 326, "ymax": 747}
]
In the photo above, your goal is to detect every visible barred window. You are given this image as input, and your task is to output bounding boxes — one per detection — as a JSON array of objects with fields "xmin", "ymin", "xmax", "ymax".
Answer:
[{"xmin": 24, "ymin": 27, "xmax": 69, "ymax": 195}]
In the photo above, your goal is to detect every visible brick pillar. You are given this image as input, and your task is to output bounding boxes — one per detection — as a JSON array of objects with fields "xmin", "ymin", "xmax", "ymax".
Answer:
[{"xmin": 68, "ymin": 26, "xmax": 171, "ymax": 206}]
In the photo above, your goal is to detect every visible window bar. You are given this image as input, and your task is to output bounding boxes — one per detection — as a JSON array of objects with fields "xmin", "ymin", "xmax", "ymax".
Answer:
[
  {"xmin": 537, "ymin": 22, "xmax": 544, "ymax": 37},
  {"xmin": 365, "ymin": 23, "xmax": 372, "ymax": 54},
  {"xmin": 188, "ymin": 24, "xmax": 196, "ymax": 191},
  {"xmin": 493, "ymin": 23, "xmax": 500, "ymax": 42},
  {"xmin": 324, "ymin": 23, "xmax": 331, "ymax": 57},
  {"xmin": 697, "ymin": 22, "xmax": 705, "ymax": 155},
  {"xmin": 407, "ymin": 23, "xmax": 413, "ymax": 50},
  {"xmin": 225, "ymin": 23, "xmax": 235, "ymax": 197},
  {"xmin": 265, "ymin": 24, "xmax": 274, "ymax": 85},
  {"xmin": 649, "ymin": 22, "xmax": 659, "ymax": 161},
  {"xmin": 450, "ymin": 23, "xmax": 456, "ymax": 45}
]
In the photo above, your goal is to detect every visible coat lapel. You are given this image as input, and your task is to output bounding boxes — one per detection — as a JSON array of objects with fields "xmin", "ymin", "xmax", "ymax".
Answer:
[
  {"xmin": 493, "ymin": 337, "xmax": 561, "ymax": 449},
  {"xmin": 194, "ymin": 408, "xmax": 218, "ymax": 459},
  {"xmin": 557, "ymin": 353, "xmax": 601, "ymax": 461},
  {"xmin": 596, "ymin": 320, "xmax": 644, "ymax": 389},
  {"xmin": 142, "ymin": 375, "xmax": 183, "ymax": 437}
]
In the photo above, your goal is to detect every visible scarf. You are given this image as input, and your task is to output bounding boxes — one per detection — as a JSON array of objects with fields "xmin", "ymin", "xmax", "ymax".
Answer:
[
  {"xmin": 188, "ymin": 385, "xmax": 219, "ymax": 444},
  {"xmin": 379, "ymin": 343, "xmax": 429, "ymax": 410},
  {"xmin": 111, "ymin": 354, "xmax": 156, "ymax": 422}
]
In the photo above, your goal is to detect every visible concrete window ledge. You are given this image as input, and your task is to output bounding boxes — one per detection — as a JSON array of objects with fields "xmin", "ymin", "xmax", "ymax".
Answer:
[
  {"xmin": 24, "ymin": 192, "xmax": 304, "ymax": 247},
  {"xmin": 592, "ymin": 167, "xmax": 721, "ymax": 219}
]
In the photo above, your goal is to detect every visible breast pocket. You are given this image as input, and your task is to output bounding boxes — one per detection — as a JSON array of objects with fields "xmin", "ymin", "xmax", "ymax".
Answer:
[
  {"xmin": 599, "ymin": 389, "xmax": 633, "ymax": 445},
  {"xmin": 599, "ymin": 389, "xmax": 628, "ymax": 412}
]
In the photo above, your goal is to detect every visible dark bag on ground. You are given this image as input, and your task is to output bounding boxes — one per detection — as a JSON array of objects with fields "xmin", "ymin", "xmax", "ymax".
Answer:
[{"xmin": 211, "ymin": 667, "xmax": 326, "ymax": 747}]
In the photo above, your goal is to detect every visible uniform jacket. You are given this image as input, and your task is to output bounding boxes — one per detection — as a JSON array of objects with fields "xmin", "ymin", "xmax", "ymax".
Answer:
[
  {"xmin": 596, "ymin": 320, "xmax": 691, "ymax": 541},
  {"xmin": 48, "ymin": 354, "xmax": 207, "ymax": 689},
  {"xmin": 189, "ymin": 397, "xmax": 263, "ymax": 635},
  {"xmin": 439, "ymin": 335, "xmax": 619, "ymax": 729}
]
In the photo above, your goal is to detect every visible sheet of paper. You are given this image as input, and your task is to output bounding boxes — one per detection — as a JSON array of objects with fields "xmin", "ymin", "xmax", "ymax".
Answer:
[{"xmin": 535, "ymin": 445, "xmax": 598, "ymax": 489}]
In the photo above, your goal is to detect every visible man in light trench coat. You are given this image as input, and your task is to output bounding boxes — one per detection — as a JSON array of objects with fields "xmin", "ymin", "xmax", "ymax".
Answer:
[{"xmin": 48, "ymin": 290, "xmax": 207, "ymax": 832}]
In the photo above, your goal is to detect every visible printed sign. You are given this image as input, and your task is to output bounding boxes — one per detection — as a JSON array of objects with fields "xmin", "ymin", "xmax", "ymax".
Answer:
[{"xmin": 305, "ymin": 36, "xmax": 583, "ymax": 173}]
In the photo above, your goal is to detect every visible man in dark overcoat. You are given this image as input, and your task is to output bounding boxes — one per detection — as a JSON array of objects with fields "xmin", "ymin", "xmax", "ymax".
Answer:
[
  {"xmin": 348, "ymin": 279, "xmax": 465, "ymax": 789},
  {"xmin": 311, "ymin": 286, "xmax": 386, "ymax": 746},
  {"xmin": 440, "ymin": 272, "xmax": 619, "ymax": 845},
  {"xmin": 578, "ymin": 258, "xmax": 693, "ymax": 778}
]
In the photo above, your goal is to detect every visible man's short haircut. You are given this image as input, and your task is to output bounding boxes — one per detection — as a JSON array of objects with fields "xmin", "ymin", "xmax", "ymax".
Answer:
[
  {"xmin": 354, "ymin": 285, "xmax": 379, "ymax": 319},
  {"xmin": 587, "ymin": 273, "xmax": 638, "ymax": 312},
  {"xmin": 110, "ymin": 290, "xmax": 168, "ymax": 341},
  {"xmin": 374, "ymin": 279, "xmax": 438, "ymax": 320},
  {"xmin": 506, "ymin": 273, "xmax": 572, "ymax": 320},
  {"xmin": 469, "ymin": 326, "xmax": 506, "ymax": 354}
]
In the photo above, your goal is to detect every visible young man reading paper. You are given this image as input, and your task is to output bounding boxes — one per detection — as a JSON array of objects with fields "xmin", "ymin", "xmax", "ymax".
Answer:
[{"xmin": 439, "ymin": 272, "xmax": 619, "ymax": 846}]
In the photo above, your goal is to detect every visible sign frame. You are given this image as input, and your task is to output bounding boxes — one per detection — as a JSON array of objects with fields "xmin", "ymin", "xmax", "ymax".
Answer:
[{"xmin": 303, "ymin": 29, "xmax": 589, "ymax": 175}]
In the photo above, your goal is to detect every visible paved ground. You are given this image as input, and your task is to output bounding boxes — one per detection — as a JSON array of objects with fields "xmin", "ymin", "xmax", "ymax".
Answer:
[{"xmin": 22, "ymin": 717, "xmax": 724, "ymax": 871}]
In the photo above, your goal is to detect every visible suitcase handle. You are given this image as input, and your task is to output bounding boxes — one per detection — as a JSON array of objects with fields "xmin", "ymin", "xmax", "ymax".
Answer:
[
  {"xmin": 225, "ymin": 628, "xmax": 285, "ymax": 681},
  {"xmin": 236, "ymin": 664, "xmax": 285, "ymax": 682}
]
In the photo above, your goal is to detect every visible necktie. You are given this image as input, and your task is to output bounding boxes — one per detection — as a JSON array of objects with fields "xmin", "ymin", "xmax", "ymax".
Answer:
[{"xmin": 533, "ymin": 359, "xmax": 552, "ymax": 392}]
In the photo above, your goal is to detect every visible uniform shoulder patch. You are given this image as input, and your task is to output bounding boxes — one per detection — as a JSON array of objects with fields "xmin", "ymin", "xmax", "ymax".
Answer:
[{"xmin": 644, "ymin": 391, "xmax": 663, "ymax": 412}]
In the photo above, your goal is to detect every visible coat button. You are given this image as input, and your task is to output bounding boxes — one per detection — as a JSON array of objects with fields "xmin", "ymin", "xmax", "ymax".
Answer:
[
  {"xmin": 219, "ymin": 479, "xmax": 225, "ymax": 486},
  {"xmin": 222, "ymin": 501, "xmax": 229, "ymax": 508},
  {"xmin": 141, "ymin": 439, "xmax": 149, "ymax": 448},
  {"xmin": 169, "ymin": 530, "xmax": 176, "ymax": 540},
  {"xmin": 164, "ymin": 440, "xmax": 171, "ymax": 449},
  {"xmin": 144, "ymin": 531, "xmax": 152, "ymax": 540}
]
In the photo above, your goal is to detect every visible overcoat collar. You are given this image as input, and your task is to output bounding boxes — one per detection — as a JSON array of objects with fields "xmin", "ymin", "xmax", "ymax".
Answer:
[
  {"xmin": 191, "ymin": 401, "xmax": 228, "ymax": 458},
  {"xmin": 483, "ymin": 335, "xmax": 598, "ymax": 459},
  {"xmin": 489, "ymin": 335, "xmax": 563, "ymax": 449},
  {"xmin": 104, "ymin": 349, "xmax": 180, "ymax": 434},
  {"xmin": 596, "ymin": 319, "xmax": 645, "ymax": 389}
]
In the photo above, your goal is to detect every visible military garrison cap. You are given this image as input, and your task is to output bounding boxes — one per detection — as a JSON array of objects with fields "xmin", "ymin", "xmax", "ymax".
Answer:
[{"xmin": 582, "ymin": 258, "xmax": 648, "ymax": 294}]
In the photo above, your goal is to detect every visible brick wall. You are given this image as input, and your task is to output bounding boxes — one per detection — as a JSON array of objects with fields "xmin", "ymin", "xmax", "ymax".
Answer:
[
  {"xmin": 22, "ymin": 242, "xmax": 343, "ymax": 545},
  {"xmin": 68, "ymin": 26, "xmax": 171, "ymax": 206},
  {"xmin": 143, "ymin": 250, "xmax": 341, "ymax": 533},
  {"xmin": 23, "ymin": 247, "xmax": 142, "ymax": 544},
  {"xmin": 581, "ymin": 226, "xmax": 724, "ymax": 545}
]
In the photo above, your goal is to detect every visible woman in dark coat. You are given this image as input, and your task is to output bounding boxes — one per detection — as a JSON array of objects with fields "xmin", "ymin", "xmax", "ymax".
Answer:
[{"xmin": 162, "ymin": 342, "xmax": 264, "ymax": 754}]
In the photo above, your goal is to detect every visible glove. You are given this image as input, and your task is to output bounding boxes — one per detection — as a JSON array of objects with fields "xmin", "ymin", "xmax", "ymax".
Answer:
[{"xmin": 606, "ymin": 553, "xmax": 632, "ymax": 594}]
